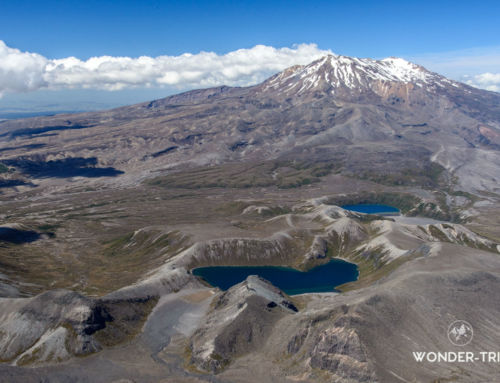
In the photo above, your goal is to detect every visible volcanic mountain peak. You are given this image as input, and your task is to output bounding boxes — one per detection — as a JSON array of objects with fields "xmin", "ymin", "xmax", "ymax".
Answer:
[{"xmin": 261, "ymin": 54, "xmax": 458, "ymax": 95}]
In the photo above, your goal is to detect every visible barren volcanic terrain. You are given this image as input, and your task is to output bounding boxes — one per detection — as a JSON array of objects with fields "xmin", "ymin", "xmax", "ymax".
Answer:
[{"xmin": 0, "ymin": 55, "xmax": 499, "ymax": 382}]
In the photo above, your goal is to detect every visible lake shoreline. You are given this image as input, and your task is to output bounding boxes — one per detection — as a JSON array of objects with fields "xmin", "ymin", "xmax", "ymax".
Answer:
[{"xmin": 192, "ymin": 258, "xmax": 359, "ymax": 295}]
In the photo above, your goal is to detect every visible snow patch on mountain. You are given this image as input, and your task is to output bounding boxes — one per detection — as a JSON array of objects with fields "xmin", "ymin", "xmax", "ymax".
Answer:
[{"xmin": 262, "ymin": 54, "xmax": 461, "ymax": 96}]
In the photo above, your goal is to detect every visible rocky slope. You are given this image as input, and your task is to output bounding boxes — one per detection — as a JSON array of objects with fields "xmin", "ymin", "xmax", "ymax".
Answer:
[
  {"xmin": 223, "ymin": 244, "xmax": 500, "ymax": 383},
  {"xmin": 2, "ymin": 200, "xmax": 498, "ymax": 369},
  {"xmin": 0, "ymin": 290, "xmax": 158, "ymax": 365},
  {"xmin": 1, "ymin": 242, "xmax": 499, "ymax": 382},
  {"xmin": 0, "ymin": 54, "xmax": 499, "ymax": 194},
  {"xmin": 189, "ymin": 276, "xmax": 297, "ymax": 373}
]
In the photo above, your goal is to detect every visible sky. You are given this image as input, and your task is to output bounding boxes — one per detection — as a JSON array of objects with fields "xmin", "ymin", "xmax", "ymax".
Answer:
[{"xmin": 0, "ymin": 0, "xmax": 499, "ymax": 115}]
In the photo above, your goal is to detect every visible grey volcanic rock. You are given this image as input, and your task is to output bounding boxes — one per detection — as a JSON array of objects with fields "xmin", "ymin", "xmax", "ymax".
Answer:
[
  {"xmin": 189, "ymin": 276, "xmax": 297, "ymax": 373},
  {"xmin": 0, "ymin": 290, "xmax": 104, "ymax": 364},
  {"xmin": 214, "ymin": 244, "xmax": 500, "ymax": 383},
  {"xmin": 0, "ymin": 225, "xmax": 499, "ymax": 381},
  {"xmin": 0, "ymin": 273, "xmax": 20, "ymax": 298},
  {"xmin": 0, "ymin": 289, "xmax": 157, "ymax": 365}
]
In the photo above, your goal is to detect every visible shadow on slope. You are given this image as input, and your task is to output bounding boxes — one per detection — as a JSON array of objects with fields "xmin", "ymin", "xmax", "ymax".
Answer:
[
  {"xmin": 0, "ymin": 179, "xmax": 31, "ymax": 188},
  {"xmin": 0, "ymin": 228, "xmax": 40, "ymax": 244},
  {"xmin": 1, "ymin": 124, "xmax": 92, "ymax": 139},
  {"xmin": 0, "ymin": 144, "xmax": 46, "ymax": 153},
  {"xmin": 3, "ymin": 157, "xmax": 124, "ymax": 178}
]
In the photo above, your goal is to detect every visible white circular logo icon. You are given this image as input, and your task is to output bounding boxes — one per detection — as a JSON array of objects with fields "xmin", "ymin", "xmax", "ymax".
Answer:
[{"xmin": 447, "ymin": 320, "xmax": 473, "ymax": 346}]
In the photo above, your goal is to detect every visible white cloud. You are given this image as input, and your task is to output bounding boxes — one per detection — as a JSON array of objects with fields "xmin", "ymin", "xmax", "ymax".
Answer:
[
  {"xmin": 407, "ymin": 46, "xmax": 500, "ymax": 77},
  {"xmin": 465, "ymin": 73, "xmax": 500, "ymax": 92},
  {"xmin": 406, "ymin": 46, "xmax": 500, "ymax": 93},
  {"xmin": 0, "ymin": 41, "xmax": 48, "ymax": 95},
  {"xmin": 0, "ymin": 41, "xmax": 332, "ymax": 95}
]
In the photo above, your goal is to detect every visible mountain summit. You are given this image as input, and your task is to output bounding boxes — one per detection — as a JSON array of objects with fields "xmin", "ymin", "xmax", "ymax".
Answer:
[{"xmin": 260, "ymin": 54, "xmax": 452, "ymax": 97}]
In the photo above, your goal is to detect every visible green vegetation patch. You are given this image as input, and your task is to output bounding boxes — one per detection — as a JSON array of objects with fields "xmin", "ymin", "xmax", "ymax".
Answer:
[
  {"xmin": 93, "ymin": 296, "xmax": 159, "ymax": 347},
  {"xmin": 82, "ymin": 230, "xmax": 188, "ymax": 294},
  {"xmin": 428, "ymin": 225, "xmax": 450, "ymax": 242},
  {"xmin": 350, "ymin": 162, "xmax": 446, "ymax": 188},
  {"xmin": 337, "ymin": 250, "xmax": 421, "ymax": 292},
  {"xmin": 216, "ymin": 200, "xmax": 291, "ymax": 217},
  {"xmin": 147, "ymin": 160, "xmax": 338, "ymax": 190}
]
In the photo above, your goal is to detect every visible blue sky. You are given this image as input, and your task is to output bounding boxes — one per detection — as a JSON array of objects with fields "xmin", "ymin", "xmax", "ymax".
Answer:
[
  {"xmin": 0, "ymin": 0, "xmax": 499, "ymax": 114},
  {"xmin": 2, "ymin": 0, "xmax": 500, "ymax": 58}
]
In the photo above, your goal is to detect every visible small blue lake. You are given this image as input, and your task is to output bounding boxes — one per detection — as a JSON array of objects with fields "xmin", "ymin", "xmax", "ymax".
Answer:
[
  {"xmin": 192, "ymin": 259, "xmax": 359, "ymax": 295},
  {"xmin": 341, "ymin": 204, "xmax": 399, "ymax": 215}
]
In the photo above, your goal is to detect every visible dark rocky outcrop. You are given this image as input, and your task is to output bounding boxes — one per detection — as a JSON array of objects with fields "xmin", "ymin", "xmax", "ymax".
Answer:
[{"xmin": 189, "ymin": 276, "xmax": 297, "ymax": 373}]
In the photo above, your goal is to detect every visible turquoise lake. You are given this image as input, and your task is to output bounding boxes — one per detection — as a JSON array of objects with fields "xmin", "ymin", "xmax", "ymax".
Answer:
[
  {"xmin": 341, "ymin": 203, "xmax": 399, "ymax": 215},
  {"xmin": 192, "ymin": 259, "xmax": 359, "ymax": 295}
]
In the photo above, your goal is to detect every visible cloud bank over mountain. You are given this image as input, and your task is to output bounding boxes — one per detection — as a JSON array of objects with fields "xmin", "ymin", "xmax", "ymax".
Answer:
[
  {"xmin": 409, "ymin": 46, "xmax": 500, "ymax": 92},
  {"xmin": 1, "ymin": 40, "xmax": 499, "ymax": 97},
  {"xmin": 0, "ymin": 41, "xmax": 331, "ymax": 95},
  {"xmin": 467, "ymin": 72, "xmax": 500, "ymax": 92},
  {"xmin": 0, "ymin": 41, "xmax": 49, "ymax": 94}
]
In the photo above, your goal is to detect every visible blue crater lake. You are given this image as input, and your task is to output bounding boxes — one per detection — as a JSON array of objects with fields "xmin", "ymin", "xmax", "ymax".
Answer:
[
  {"xmin": 192, "ymin": 259, "xmax": 359, "ymax": 295},
  {"xmin": 341, "ymin": 204, "xmax": 399, "ymax": 215}
]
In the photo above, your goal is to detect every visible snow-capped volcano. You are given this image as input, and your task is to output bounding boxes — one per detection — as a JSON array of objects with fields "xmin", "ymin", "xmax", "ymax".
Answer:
[{"xmin": 260, "ymin": 54, "xmax": 459, "ymax": 96}]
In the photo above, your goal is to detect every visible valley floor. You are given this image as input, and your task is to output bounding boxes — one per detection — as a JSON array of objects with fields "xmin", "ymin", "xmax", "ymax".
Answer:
[{"xmin": 1, "ymin": 169, "xmax": 500, "ymax": 383}]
